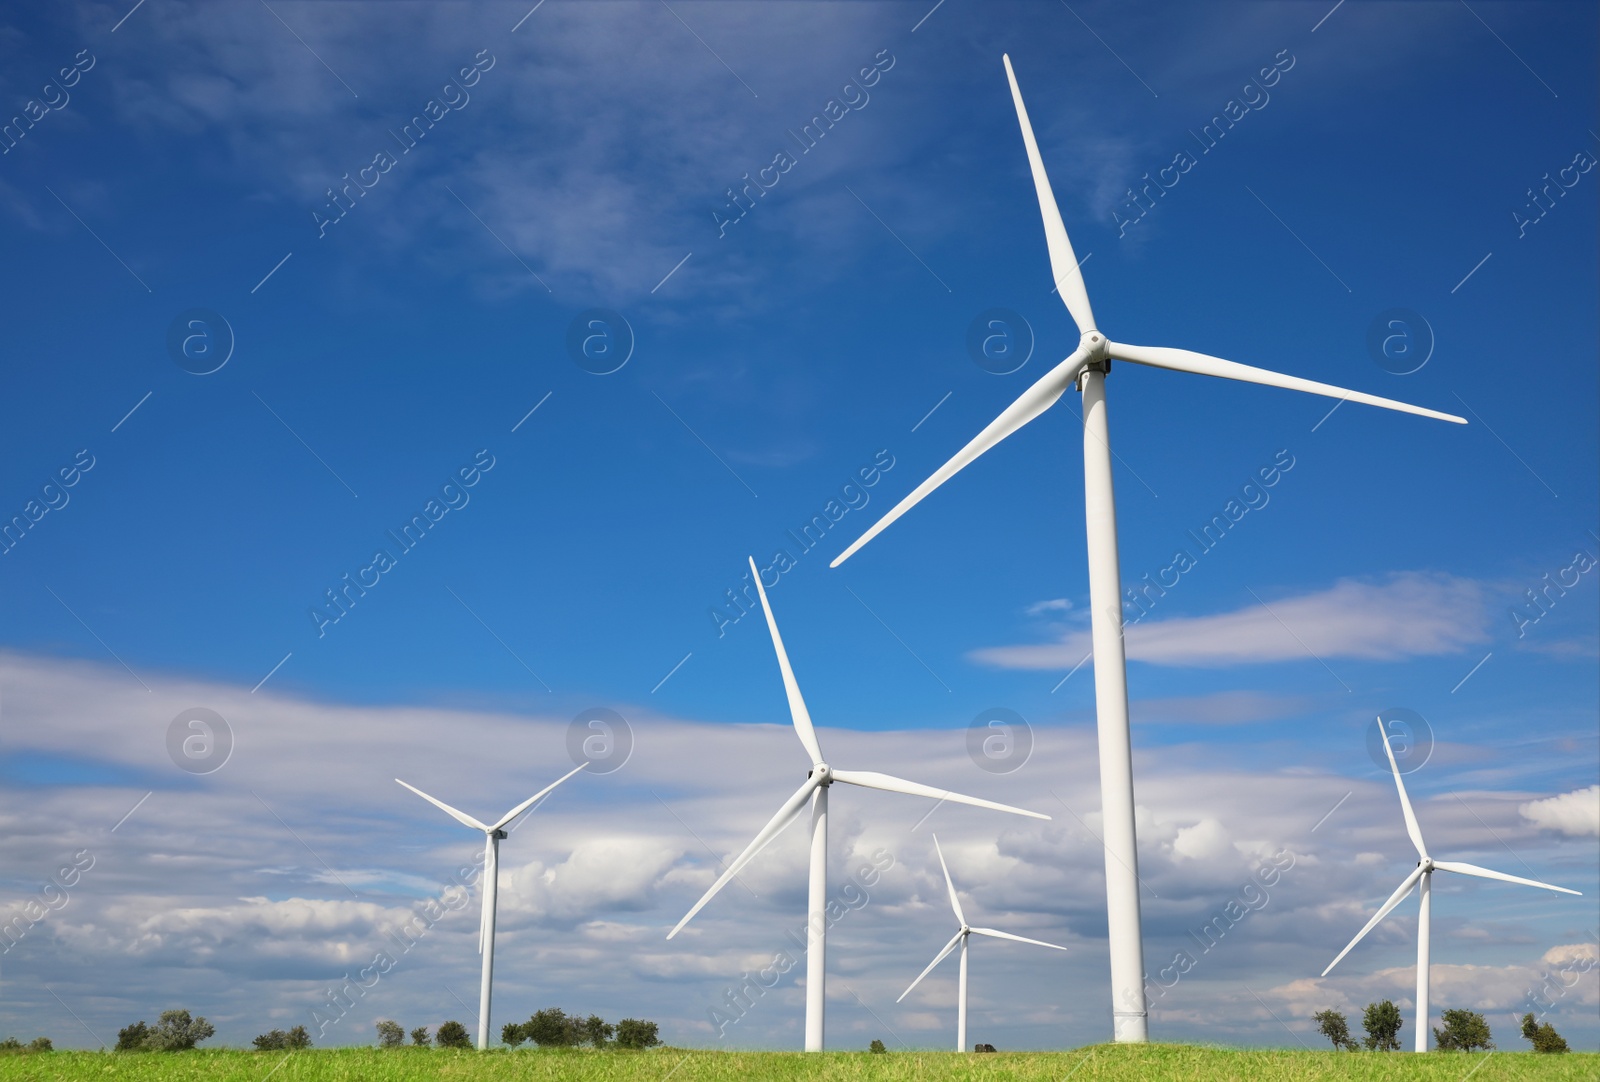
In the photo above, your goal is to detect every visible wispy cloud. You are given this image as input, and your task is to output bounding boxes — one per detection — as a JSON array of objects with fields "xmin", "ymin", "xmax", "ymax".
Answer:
[{"xmin": 972, "ymin": 573, "xmax": 1490, "ymax": 669}]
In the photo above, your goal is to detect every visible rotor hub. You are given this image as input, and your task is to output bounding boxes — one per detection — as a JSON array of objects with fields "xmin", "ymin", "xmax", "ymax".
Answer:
[
  {"xmin": 1076, "ymin": 332, "xmax": 1111, "ymax": 386},
  {"xmin": 811, "ymin": 762, "xmax": 833, "ymax": 785}
]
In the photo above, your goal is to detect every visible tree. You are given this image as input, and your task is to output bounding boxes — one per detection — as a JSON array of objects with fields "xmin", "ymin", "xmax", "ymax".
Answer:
[
  {"xmin": 525, "ymin": 1008, "xmax": 575, "ymax": 1047},
  {"xmin": 501, "ymin": 1022, "xmax": 527, "ymax": 1047},
  {"xmin": 1362, "ymin": 1000, "xmax": 1403, "ymax": 1051},
  {"xmin": 435, "ymin": 1021, "xmax": 471, "ymax": 1049},
  {"xmin": 143, "ymin": 1010, "xmax": 215, "ymax": 1052},
  {"xmin": 1433, "ymin": 1009, "xmax": 1492, "ymax": 1051},
  {"xmin": 253, "ymin": 1027, "xmax": 312, "ymax": 1051},
  {"xmin": 1313, "ymin": 1009, "xmax": 1357, "ymax": 1051},
  {"xmin": 115, "ymin": 1021, "xmax": 150, "ymax": 1052},
  {"xmin": 410, "ymin": 1026, "xmax": 431, "ymax": 1047},
  {"xmin": 869, "ymin": 1039, "xmax": 887, "ymax": 1054},
  {"xmin": 615, "ymin": 1018, "xmax": 661, "ymax": 1050},
  {"xmin": 1521, "ymin": 1013, "xmax": 1569, "ymax": 1054},
  {"xmin": 375, "ymin": 1020, "xmax": 404, "ymax": 1048},
  {"xmin": 578, "ymin": 1015, "xmax": 614, "ymax": 1048},
  {"xmin": 26, "ymin": 1038, "xmax": 53, "ymax": 1053}
]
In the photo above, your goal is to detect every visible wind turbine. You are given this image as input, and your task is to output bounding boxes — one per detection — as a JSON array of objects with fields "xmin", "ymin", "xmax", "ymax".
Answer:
[
  {"xmin": 898, "ymin": 835, "xmax": 1067, "ymax": 1051},
  {"xmin": 396, "ymin": 764, "xmax": 586, "ymax": 1050},
  {"xmin": 829, "ymin": 54, "xmax": 1467, "ymax": 1043},
  {"xmin": 668, "ymin": 556, "xmax": 1051, "ymax": 1051},
  {"xmin": 1321, "ymin": 724, "xmax": 1580, "ymax": 1052}
]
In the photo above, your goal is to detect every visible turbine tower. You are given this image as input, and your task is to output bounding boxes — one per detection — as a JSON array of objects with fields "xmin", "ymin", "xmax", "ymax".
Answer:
[
  {"xmin": 1322, "ymin": 724, "xmax": 1580, "ymax": 1052},
  {"xmin": 898, "ymin": 835, "xmax": 1067, "ymax": 1051},
  {"xmin": 830, "ymin": 55, "xmax": 1466, "ymax": 1043},
  {"xmin": 668, "ymin": 556, "xmax": 1050, "ymax": 1051},
  {"xmin": 396, "ymin": 764, "xmax": 586, "ymax": 1049}
]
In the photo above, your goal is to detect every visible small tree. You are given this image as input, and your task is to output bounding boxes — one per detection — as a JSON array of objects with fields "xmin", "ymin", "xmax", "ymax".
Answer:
[
  {"xmin": 578, "ymin": 1015, "xmax": 614, "ymax": 1048},
  {"xmin": 1433, "ymin": 1009, "xmax": 1492, "ymax": 1051},
  {"xmin": 435, "ymin": 1021, "xmax": 471, "ymax": 1049},
  {"xmin": 26, "ymin": 1038, "xmax": 53, "ymax": 1053},
  {"xmin": 410, "ymin": 1026, "xmax": 431, "ymax": 1047},
  {"xmin": 615, "ymin": 1018, "xmax": 660, "ymax": 1050},
  {"xmin": 1313, "ymin": 1009, "xmax": 1357, "ymax": 1051},
  {"xmin": 1521, "ymin": 1013, "xmax": 1569, "ymax": 1054},
  {"xmin": 144, "ymin": 1010, "xmax": 215, "ymax": 1052},
  {"xmin": 375, "ymin": 1020, "xmax": 404, "ymax": 1048},
  {"xmin": 525, "ymin": 1008, "xmax": 574, "ymax": 1047},
  {"xmin": 252, "ymin": 1026, "xmax": 311, "ymax": 1051},
  {"xmin": 501, "ymin": 1022, "xmax": 527, "ymax": 1047},
  {"xmin": 115, "ymin": 1021, "xmax": 150, "ymax": 1052},
  {"xmin": 1362, "ymin": 1000, "xmax": 1403, "ymax": 1051},
  {"xmin": 869, "ymin": 1039, "xmax": 888, "ymax": 1053}
]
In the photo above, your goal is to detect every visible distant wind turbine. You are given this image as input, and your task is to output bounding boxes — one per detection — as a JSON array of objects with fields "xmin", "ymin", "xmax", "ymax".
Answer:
[
  {"xmin": 668, "ymin": 556, "xmax": 1050, "ymax": 1051},
  {"xmin": 396, "ymin": 764, "xmax": 586, "ymax": 1050},
  {"xmin": 830, "ymin": 54, "xmax": 1467, "ymax": 1043},
  {"xmin": 1321, "ymin": 724, "xmax": 1580, "ymax": 1052},
  {"xmin": 898, "ymin": 835, "xmax": 1067, "ymax": 1051}
]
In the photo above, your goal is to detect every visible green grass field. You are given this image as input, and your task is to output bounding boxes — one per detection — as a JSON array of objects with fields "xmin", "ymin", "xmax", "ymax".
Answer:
[{"xmin": 0, "ymin": 1045, "xmax": 1594, "ymax": 1081}]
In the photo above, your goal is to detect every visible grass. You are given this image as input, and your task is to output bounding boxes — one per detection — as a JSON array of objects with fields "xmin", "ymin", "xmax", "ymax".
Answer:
[{"xmin": 0, "ymin": 1044, "xmax": 1594, "ymax": 1081}]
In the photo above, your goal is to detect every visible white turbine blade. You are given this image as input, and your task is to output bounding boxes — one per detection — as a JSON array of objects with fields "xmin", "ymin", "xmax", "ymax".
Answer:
[
  {"xmin": 1108, "ymin": 342, "xmax": 1467, "ymax": 425},
  {"xmin": 667, "ymin": 776, "xmax": 820, "ymax": 939},
  {"xmin": 897, "ymin": 931, "xmax": 964, "ymax": 1002},
  {"xmin": 932, "ymin": 835, "xmax": 966, "ymax": 926},
  {"xmin": 479, "ymin": 842, "xmax": 495, "ymax": 954},
  {"xmin": 490, "ymin": 762, "xmax": 588, "ymax": 832},
  {"xmin": 970, "ymin": 926, "xmax": 1068, "ymax": 951},
  {"xmin": 830, "ymin": 350, "xmax": 1087, "ymax": 568},
  {"xmin": 1002, "ymin": 54, "xmax": 1095, "ymax": 335},
  {"xmin": 1321, "ymin": 865, "xmax": 1425, "ymax": 976},
  {"xmin": 1432, "ymin": 860, "xmax": 1582, "ymax": 896},
  {"xmin": 396, "ymin": 779, "xmax": 489, "ymax": 832},
  {"xmin": 1379, "ymin": 722, "xmax": 1428, "ymax": 861},
  {"xmin": 748, "ymin": 556, "xmax": 824, "ymax": 767},
  {"xmin": 832, "ymin": 769, "xmax": 1051, "ymax": 821}
]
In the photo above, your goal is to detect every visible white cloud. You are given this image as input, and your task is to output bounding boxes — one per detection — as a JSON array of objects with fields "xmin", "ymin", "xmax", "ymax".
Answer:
[
  {"xmin": 971, "ymin": 573, "xmax": 1490, "ymax": 669},
  {"xmin": 1172, "ymin": 819, "xmax": 1233, "ymax": 862},
  {"xmin": 1520, "ymin": 785, "xmax": 1600, "ymax": 837},
  {"xmin": 1026, "ymin": 598, "xmax": 1073, "ymax": 616}
]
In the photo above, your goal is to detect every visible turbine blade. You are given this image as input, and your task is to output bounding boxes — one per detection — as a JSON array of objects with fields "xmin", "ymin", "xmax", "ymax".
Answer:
[
  {"xmin": 830, "ymin": 350, "xmax": 1086, "ymax": 567},
  {"xmin": 897, "ymin": 931, "xmax": 965, "ymax": 1002},
  {"xmin": 1002, "ymin": 55, "xmax": 1095, "ymax": 335},
  {"xmin": 933, "ymin": 835, "xmax": 966, "ymax": 926},
  {"xmin": 396, "ymin": 779, "xmax": 489, "ymax": 832},
  {"xmin": 479, "ymin": 842, "xmax": 495, "ymax": 955},
  {"xmin": 970, "ymin": 926, "xmax": 1068, "ymax": 951},
  {"xmin": 831, "ymin": 769, "xmax": 1050, "ymax": 820},
  {"xmin": 748, "ymin": 555, "xmax": 824, "ymax": 767},
  {"xmin": 490, "ymin": 762, "xmax": 588, "ymax": 832},
  {"xmin": 1379, "ymin": 722, "xmax": 1428, "ymax": 861},
  {"xmin": 1433, "ymin": 860, "xmax": 1582, "ymax": 896},
  {"xmin": 667, "ymin": 777, "xmax": 819, "ymax": 939},
  {"xmin": 1107, "ymin": 342, "xmax": 1467, "ymax": 425},
  {"xmin": 1321, "ymin": 865, "xmax": 1425, "ymax": 976}
]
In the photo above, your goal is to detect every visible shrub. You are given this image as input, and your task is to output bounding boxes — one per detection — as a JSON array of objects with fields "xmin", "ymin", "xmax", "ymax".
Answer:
[
  {"xmin": 115, "ymin": 1022, "xmax": 149, "ymax": 1052},
  {"xmin": 375, "ymin": 1020, "xmax": 404, "ymax": 1048},
  {"xmin": 525, "ymin": 1008, "xmax": 575, "ymax": 1047},
  {"xmin": 410, "ymin": 1026, "xmax": 431, "ymax": 1047},
  {"xmin": 1521, "ymin": 1013, "xmax": 1569, "ymax": 1054},
  {"xmin": 1433, "ymin": 1009, "xmax": 1492, "ymax": 1051},
  {"xmin": 869, "ymin": 1039, "xmax": 887, "ymax": 1053},
  {"xmin": 435, "ymin": 1020, "xmax": 472, "ymax": 1049},
  {"xmin": 27, "ymin": 1038, "xmax": 51, "ymax": 1053},
  {"xmin": 252, "ymin": 1026, "xmax": 311, "ymax": 1051},
  {"xmin": 1362, "ymin": 1000, "xmax": 1403, "ymax": 1051},
  {"xmin": 1313, "ymin": 1009, "xmax": 1357, "ymax": 1051},
  {"xmin": 501, "ymin": 1022, "xmax": 526, "ymax": 1047},
  {"xmin": 615, "ymin": 1018, "xmax": 660, "ymax": 1050},
  {"xmin": 975, "ymin": 1042, "xmax": 997, "ymax": 1052}
]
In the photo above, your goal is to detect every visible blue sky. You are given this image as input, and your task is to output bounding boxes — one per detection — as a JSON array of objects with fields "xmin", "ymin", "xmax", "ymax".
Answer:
[{"xmin": 0, "ymin": 0, "xmax": 1595, "ymax": 1054}]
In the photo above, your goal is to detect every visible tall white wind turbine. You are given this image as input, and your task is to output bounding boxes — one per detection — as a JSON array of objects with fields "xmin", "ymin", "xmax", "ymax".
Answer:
[
  {"xmin": 1321, "ymin": 725, "xmax": 1580, "ymax": 1052},
  {"xmin": 668, "ymin": 556, "xmax": 1051, "ymax": 1052},
  {"xmin": 898, "ymin": 835, "xmax": 1067, "ymax": 1051},
  {"xmin": 396, "ymin": 764, "xmax": 586, "ymax": 1050},
  {"xmin": 830, "ymin": 55, "xmax": 1467, "ymax": 1043}
]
